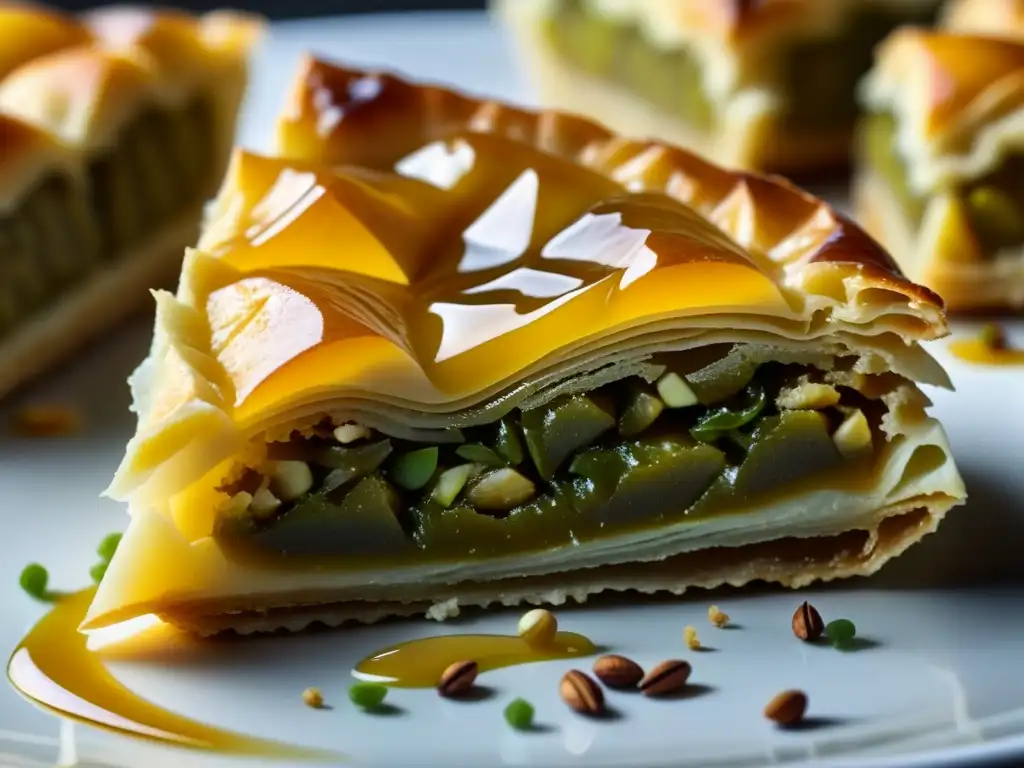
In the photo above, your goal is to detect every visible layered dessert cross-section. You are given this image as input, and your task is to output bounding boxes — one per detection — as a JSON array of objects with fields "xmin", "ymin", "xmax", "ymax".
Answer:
[
  {"xmin": 0, "ymin": 5, "xmax": 261, "ymax": 397},
  {"xmin": 496, "ymin": 0, "xmax": 940, "ymax": 173},
  {"xmin": 856, "ymin": 30, "xmax": 1024, "ymax": 309},
  {"xmin": 84, "ymin": 58, "xmax": 965, "ymax": 636}
]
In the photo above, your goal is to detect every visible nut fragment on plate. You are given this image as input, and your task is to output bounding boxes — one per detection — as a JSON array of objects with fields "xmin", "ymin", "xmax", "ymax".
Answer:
[
  {"xmin": 560, "ymin": 670, "xmax": 605, "ymax": 715},
  {"xmin": 592, "ymin": 654, "xmax": 644, "ymax": 689},
  {"xmin": 639, "ymin": 660, "xmax": 692, "ymax": 697},
  {"xmin": 708, "ymin": 605, "xmax": 729, "ymax": 627},
  {"xmin": 11, "ymin": 404, "xmax": 80, "ymax": 437},
  {"xmin": 764, "ymin": 689, "xmax": 808, "ymax": 726},
  {"xmin": 980, "ymin": 322, "xmax": 1008, "ymax": 350},
  {"xmin": 438, "ymin": 659, "xmax": 478, "ymax": 697},
  {"xmin": 301, "ymin": 687, "xmax": 325, "ymax": 709},
  {"xmin": 792, "ymin": 601, "xmax": 825, "ymax": 641},
  {"xmin": 683, "ymin": 625, "xmax": 701, "ymax": 650},
  {"xmin": 518, "ymin": 608, "xmax": 558, "ymax": 647}
]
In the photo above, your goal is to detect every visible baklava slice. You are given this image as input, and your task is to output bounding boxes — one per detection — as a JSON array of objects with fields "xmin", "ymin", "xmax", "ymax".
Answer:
[
  {"xmin": 84, "ymin": 59, "xmax": 964, "ymax": 636},
  {"xmin": 856, "ymin": 30, "xmax": 1024, "ymax": 309},
  {"xmin": 943, "ymin": 0, "xmax": 1024, "ymax": 39},
  {"xmin": 0, "ymin": 6, "xmax": 261, "ymax": 398},
  {"xmin": 496, "ymin": 0, "xmax": 940, "ymax": 173}
]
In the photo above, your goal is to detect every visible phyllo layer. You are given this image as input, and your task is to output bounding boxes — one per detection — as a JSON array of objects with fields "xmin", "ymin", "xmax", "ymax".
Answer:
[
  {"xmin": 0, "ymin": 5, "xmax": 261, "ymax": 398},
  {"xmin": 86, "ymin": 59, "xmax": 965, "ymax": 635},
  {"xmin": 496, "ymin": 0, "xmax": 940, "ymax": 173},
  {"xmin": 856, "ymin": 30, "xmax": 1024, "ymax": 309}
]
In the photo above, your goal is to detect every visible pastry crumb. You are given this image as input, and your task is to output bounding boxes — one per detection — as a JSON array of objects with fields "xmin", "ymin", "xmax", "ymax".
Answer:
[
  {"xmin": 708, "ymin": 605, "xmax": 729, "ymax": 628},
  {"xmin": 683, "ymin": 625, "xmax": 701, "ymax": 650},
  {"xmin": 302, "ymin": 687, "xmax": 325, "ymax": 709},
  {"xmin": 11, "ymin": 404, "xmax": 81, "ymax": 437}
]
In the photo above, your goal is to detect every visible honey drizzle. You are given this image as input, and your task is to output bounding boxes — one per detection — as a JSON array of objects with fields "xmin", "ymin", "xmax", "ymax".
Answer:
[
  {"xmin": 7, "ymin": 588, "xmax": 330, "ymax": 760},
  {"xmin": 948, "ymin": 338, "xmax": 1024, "ymax": 366},
  {"xmin": 354, "ymin": 630, "xmax": 597, "ymax": 688}
]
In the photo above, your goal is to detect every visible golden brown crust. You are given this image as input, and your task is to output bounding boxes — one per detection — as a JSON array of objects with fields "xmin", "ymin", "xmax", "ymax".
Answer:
[
  {"xmin": 276, "ymin": 56, "xmax": 946, "ymax": 330},
  {"xmin": 0, "ymin": 3, "xmax": 90, "ymax": 80},
  {"xmin": 942, "ymin": 0, "xmax": 1024, "ymax": 39}
]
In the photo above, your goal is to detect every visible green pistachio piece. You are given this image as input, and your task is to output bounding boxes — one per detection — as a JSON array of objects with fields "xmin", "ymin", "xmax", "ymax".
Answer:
[
  {"xmin": 90, "ymin": 562, "xmax": 108, "ymax": 583},
  {"xmin": 389, "ymin": 447, "xmax": 439, "ymax": 491},
  {"xmin": 466, "ymin": 468, "xmax": 536, "ymax": 511},
  {"xmin": 19, "ymin": 563, "xmax": 49, "ymax": 602},
  {"xmin": 690, "ymin": 383, "xmax": 767, "ymax": 443},
  {"xmin": 521, "ymin": 395, "xmax": 616, "ymax": 480},
  {"xmin": 348, "ymin": 682, "xmax": 388, "ymax": 709},
  {"xmin": 320, "ymin": 440, "xmax": 394, "ymax": 493},
  {"xmin": 494, "ymin": 417, "xmax": 525, "ymax": 466},
  {"xmin": 619, "ymin": 383, "xmax": 666, "ymax": 437},
  {"xmin": 968, "ymin": 186, "xmax": 1023, "ymax": 248},
  {"xmin": 455, "ymin": 443, "xmax": 506, "ymax": 467},
  {"xmin": 684, "ymin": 355, "xmax": 760, "ymax": 405},
  {"xmin": 430, "ymin": 464, "xmax": 475, "ymax": 508},
  {"xmin": 655, "ymin": 372, "xmax": 698, "ymax": 409},
  {"xmin": 504, "ymin": 698, "xmax": 535, "ymax": 730},
  {"xmin": 96, "ymin": 533, "xmax": 123, "ymax": 563}
]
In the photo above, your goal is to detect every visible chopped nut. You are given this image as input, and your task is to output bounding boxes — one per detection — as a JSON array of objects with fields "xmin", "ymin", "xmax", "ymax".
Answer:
[
  {"xmin": 708, "ymin": 605, "xmax": 729, "ymax": 628},
  {"xmin": 250, "ymin": 487, "xmax": 282, "ymax": 518},
  {"xmin": 221, "ymin": 491, "xmax": 254, "ymax": 519},
  {"xmin": 640, "ymin": 660, "xmax": 692, "ymax": 697},
  {"xmin": 764, "ymin": 689, "xmax": 807, "ymax": 726},
  {"xmin": 775, "ymin": 382, "xmax": 841, "ymax": 411},
  {"xmin": 832, "ymin": 409, "xmax": 872, "ymax": 459},
  {"xmin": 467, "ymin": 468, "xmax": 536, "ymax": 510},
  {"xmin": 333, "ymin": 423, "xmax": 371, "ymax": 443},
  {"xmin": 979, "ymin": 323, "xmax": 1008, "ymax": 350},
  {"xmin": 592, "ymin": 654, "xmax": 644, "ymax": 689},
  {"xmin": 656, "ymin": 372, "xmax": 699, "ymax": 408},
  {"xmin": 683, "ymin": 625, "xmax": 701, "ymax": 650},
  {"xmin": 792, "ymin": 601, "xmax": 825, "ymax": 642},
  {"xmin": 270, "ymin": 460, "xmax": 314, "ymax": 502},
  {"xmin": 302, "ymin": 687, "xmax": 325, "ymax": 709},
  {"xmin": 560, "ymin": 670, "xmax": 604, "ymax": 715},
  {"xmin": 11, "ymin": 404, "xmax": 80, "ymax": 437},
  {"xmin": 438, "ymin": 660, "xmax": 478, "ymax": 697},
  {"xmin": 518, "ymin": 608, "xmax": 558, "ymax": 647}
]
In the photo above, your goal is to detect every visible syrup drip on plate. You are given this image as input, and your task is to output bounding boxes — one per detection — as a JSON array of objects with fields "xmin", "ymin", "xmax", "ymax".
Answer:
[
  {"xmin": 6, "ymin": 588, "xmax": 329, "ymax": 760},
  {"xmin": 354, "ymin": 630, "xmax": 597, "ymax": 687},
  {"xmin": 949, "ymin": 325, "xmax": 1024, "ymax": 366}
]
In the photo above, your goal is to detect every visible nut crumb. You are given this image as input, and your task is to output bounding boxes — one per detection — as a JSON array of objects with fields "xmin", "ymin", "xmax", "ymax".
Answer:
[
  {"xmin": 683, "ymin": 625, "xmax": 701, "ymax": 650},
  {"xmin": 708, "ymin": 605, "xmax": 729, "ymax": 628},
  {"xmin": 518, "ymin": 608, "xmax": 558, "ymax": 648},
  {"xmin": 302, "ymin": 687, "xmax": 325, "ymax": 709},
  {"xmin": 11, "ymin": 404, "xmax": 80, "ymax": 437}
]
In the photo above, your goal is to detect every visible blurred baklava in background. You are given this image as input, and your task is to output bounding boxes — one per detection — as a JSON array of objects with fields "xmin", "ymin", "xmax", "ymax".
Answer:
[
  {"xmin": 855, "ymin": 27, "xmax": 1024, "ymax": 309},
  {"xmin": 0, "ymin": 5, "xmax": 261, "ymax": 398},
  {"xmin": 496, "ymin": 0, "xmax": 941, "ymax": 173},
  {"xmin": 942, "ymin": 0, "xmax": 1024, "ymax": 39}
]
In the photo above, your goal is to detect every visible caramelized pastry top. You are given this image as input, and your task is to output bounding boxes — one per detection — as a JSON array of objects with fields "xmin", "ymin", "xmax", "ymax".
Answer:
[
  {"xmin": 862, "ymin": 29, "xmax": 1024, "ymax": 190},
  {"xmin": 0, "ymin": 3, "xmax": 91, "ymax": 80},
  {"xmin": 943, "ymin": 0, "xmax": 1024, "ymax": 39}
]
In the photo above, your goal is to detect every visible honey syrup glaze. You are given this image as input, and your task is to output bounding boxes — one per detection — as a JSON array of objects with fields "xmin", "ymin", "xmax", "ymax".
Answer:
[
  {"xmin": 9, "ymin": 589, "xmax": 597, "ymax": 755},
  {"xmin": 7, "ymin": 589, "xmax": 330, "ymax": 760},
  {"xmin": 354, "ymin": 629, "xmax": 597, "ymax": 687}
]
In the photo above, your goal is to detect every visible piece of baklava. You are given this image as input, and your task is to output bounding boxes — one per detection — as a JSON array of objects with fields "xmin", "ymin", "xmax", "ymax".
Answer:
[
  {"xmin": 856, "ymin": 30, "xmax": 1024, "ymax": 309},
  {"xmin": 495, "ymin": 0, "xmax": 941, "ymax": 173},
  {"xmin": 943, "ymin": 0, "xmax": 1024, "ymax": 39},
  {"xmin": 83, "ymin": 58, "xmax": 965, "ymax": 636},
  {"xmin": 0, "ymin": 5, "xmax": 261, "ymax": 398}
]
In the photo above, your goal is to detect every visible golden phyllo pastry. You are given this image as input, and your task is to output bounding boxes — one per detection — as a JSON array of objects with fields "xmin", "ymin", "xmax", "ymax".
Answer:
[
  {"xmin": 84, "ymin": 58, "xmax": 965, "ymax": 636},
  {"xmin": 0, "ymin": 5, "xmax": 261, "ymax": 398},
  {"xmin": 942, "ymin": 0, "xmax": 1024, "ymax": 39},
  {"xmin": 856, "ymin": 30, "xmax": 1024, "ymax": 309},
  {"xmin": 495, "ymin": 0, "xmax": 941, "ymax": 173}
]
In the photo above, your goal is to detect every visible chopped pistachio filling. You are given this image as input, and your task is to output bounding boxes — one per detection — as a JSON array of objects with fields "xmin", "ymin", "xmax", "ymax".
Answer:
[
  {"xmin": 541, "ymin": 0, "xmax": 936, "ymax": 139},
  {"xmin": 863, "ymin": 112, "xmax": 1024, "ymax": 257},
  {"xmin": 215, "ymin": 356, "xmax": 886, "ymax": 564},
  {"xmin": 0, "ymin": 97, "xmax": 215, "ymax": 340}
]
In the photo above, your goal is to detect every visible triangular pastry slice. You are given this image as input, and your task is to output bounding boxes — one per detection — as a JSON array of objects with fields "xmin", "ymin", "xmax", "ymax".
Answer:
[
  {"xmin": 85, "ymin": 58, "xmax": 965, "ymax": 636},
  {"xmin": 0, "ymin": 5, "xmax": 262, "ymax": 397}
]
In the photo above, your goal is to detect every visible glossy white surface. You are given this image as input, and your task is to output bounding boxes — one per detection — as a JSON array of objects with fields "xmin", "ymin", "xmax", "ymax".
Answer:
[{"xmin": 1, "ymin": 10, "xmax": 1024, "ymax": 768}]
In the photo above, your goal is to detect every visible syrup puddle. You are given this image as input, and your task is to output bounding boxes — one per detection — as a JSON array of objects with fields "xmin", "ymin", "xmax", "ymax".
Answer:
[
  {"xmin": 8, "ymin": 589, "xmax": 598, "ymax": 759},
  {"xmin": 355, "ymin": 630, "xmax": 597, "ymax": 687},
  {"xmin": 7, "ymin": 588, "xmax": 330, "ymax": 760},
  {"xmin": 949, "ymin": 329, "xmax": 1024, "ymax": 366}
]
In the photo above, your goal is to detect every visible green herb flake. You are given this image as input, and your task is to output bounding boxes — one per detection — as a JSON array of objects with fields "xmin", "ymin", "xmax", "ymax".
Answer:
[
  {"xmin": 690, "ymin": 382, "xmax": 767, "ymax": 443},
  {"xmin": 90, "ymin": 562, "xmax": 109, "ymax": 584},
  {"xmin": 348, "ymin": 682, "xmax": 388, "ymax": 710},
  {"xmin": 19, "ymin": 563, "xmax": 50, "ymax": 601},
  {"xmin": 504, "ymin": 698, "xmax": 535, "ymax": 730},
  {"xmin": 826, "ymin": 618, "xmax": 856, "ymax": 648},
  {"xmin": 96, "ymin": 533, "xmax": 123, "ymax": 563},
  {"xmin": 389, "ymin": 447, "xmax": 439, "ymax": 491}
]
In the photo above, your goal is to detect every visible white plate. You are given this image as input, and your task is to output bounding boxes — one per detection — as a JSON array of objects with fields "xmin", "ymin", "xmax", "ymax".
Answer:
[{"xmin": 2, "ymin": 11, "xmax": 1024, "ymax": 768}]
